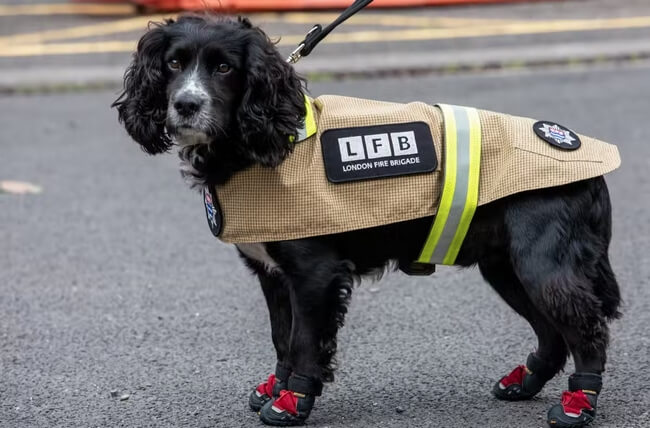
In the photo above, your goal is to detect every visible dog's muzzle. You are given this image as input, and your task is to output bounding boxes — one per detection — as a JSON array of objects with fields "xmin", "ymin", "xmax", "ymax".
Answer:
[
  {"xmin": 167, "ymin": 93, "xmax": 212, "ymax": 142},
  {"xmin": 173, "ymin": 93, "xmax": 204, "ymax": 118}
]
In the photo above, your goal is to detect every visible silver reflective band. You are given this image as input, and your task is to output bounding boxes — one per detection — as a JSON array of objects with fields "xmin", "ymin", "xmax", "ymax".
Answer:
[{"xmin": 418, "ymin": 104, "xmax": 482, "ymax": 266}]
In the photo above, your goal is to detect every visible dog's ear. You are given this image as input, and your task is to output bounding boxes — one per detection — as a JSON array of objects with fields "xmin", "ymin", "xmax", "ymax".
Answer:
[
  {"xmin": 236, "ymin": 26, "xmax": 305, "ymax": 167},
  {"xmin": 112, "ymin": 20, "xmax": 173, "ymax": 154}
]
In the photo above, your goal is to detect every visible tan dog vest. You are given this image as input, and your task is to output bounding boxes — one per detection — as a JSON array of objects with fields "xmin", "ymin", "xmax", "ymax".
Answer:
[{"xmin": 205, "ymin": 95, "xmax": 620, "ymax": 260}]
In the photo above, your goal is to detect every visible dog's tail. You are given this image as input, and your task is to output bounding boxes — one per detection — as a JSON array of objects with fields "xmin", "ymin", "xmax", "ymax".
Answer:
[
  {"xmin": 592, "ymin": 256, "xmax": 621, "ymax": 320},
  {"xmin": 590, "ymin": 177, "xmax": 622, "ymax": 320}
]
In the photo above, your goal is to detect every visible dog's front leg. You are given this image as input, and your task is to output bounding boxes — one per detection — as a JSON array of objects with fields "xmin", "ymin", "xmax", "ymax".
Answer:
[
  {"xmin": 258, "ymin": 254, "xmax": 355, "ymax": 426},
  {"xmin": 248, "ymin": 270, "xmax": 293, "ymax": 412}
]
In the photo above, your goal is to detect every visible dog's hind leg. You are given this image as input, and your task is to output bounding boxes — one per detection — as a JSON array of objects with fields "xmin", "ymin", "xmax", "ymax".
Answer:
[
  {"xmin": 249, "ymin": 270, "xmax": 293, "ymax": 412},
  {"xmin": 480, "ymin": 256, "xmax": 567, "ymax": 402},
  {"xmin": 505, "ymin": 178, "xmax": 619, "ymax": 428},
  {"xmin": 515, "ymin": 262, "xmax": 611, "ymax": 428}
]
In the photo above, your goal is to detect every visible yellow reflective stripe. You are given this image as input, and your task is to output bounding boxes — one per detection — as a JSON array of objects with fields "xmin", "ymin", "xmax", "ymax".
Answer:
[
  {"xmin": 418, "ymin": 103, "xmax": 458, "ymax": 263},
  {"xmin": 295, "ymin": 95, "xmax": 317, "ymax": 142},
  {"xmin": 442, "ymin": 107, "xmax": 481, "ymax": 264},
  {"xmin": 418, "ymin": 104, "xmax": 482, "ymax": 266},
  {"xmin": 304, "ymin": 95, "xmax": 317, "ymax": 138}
]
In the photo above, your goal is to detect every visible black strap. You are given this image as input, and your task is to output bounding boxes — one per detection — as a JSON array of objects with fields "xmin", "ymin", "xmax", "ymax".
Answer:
[
  {"xmin": 287, "ymin": 0, "xmax": 374, "ymax": 63},
  {"xmin": 568, "ymin": 372, "xmax": 602, "ymax": 394},
  {"xmin": 399, "ymin": 261, "xmax": 436, "ymax": 276},
  {"xmin": 275, "ymin": 362, "xmax": 291, "ymax": 382},
  {"xmin": 526, "ymin": 353, "xmax": 558, "ymax": 382},
  {"xmin": 287, "ymin": 374, "xmax": 323, "ymax": 396}
]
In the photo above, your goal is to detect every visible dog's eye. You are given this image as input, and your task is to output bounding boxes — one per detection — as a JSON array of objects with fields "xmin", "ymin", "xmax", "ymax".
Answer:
[
  {"xmin": 167, "ymin": 59, "xmax": 181, "ymax": 71},
  {"xmin": 216, "ymin": 63, "xmax": 231, "ymax": 74}
]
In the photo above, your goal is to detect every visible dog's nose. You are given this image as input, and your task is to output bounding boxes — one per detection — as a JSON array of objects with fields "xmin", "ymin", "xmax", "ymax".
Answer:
[{"xmin": 174, "ymin": 95, "xmax": 203, "ymax": 117}]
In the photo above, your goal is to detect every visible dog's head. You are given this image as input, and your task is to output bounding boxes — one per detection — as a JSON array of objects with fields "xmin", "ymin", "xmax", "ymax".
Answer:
[{"xmin": 113, "ymin": 15, "xmax": 305, "ymax": 169}]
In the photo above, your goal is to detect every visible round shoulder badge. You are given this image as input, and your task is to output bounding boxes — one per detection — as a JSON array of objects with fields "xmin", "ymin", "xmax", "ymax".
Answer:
[
  {"xmin": 533, "ymin": 121, "xmax": 581, "ymax": 150},
  {"xmin": 203, "ymin": 187, "xmax": 222, "ymax": 238}
]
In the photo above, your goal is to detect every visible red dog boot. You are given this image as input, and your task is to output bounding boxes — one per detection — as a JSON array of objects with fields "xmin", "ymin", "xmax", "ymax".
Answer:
[
  {"xmin": 547, "ymin": 372, "xmax": 602, "ymax": 428},
  {"xmin": 493, "ymin": 353, "xmax": 557, "ymax": 401},
  {"xmin": 259, "ymin": 374, "xmax": 322, "ymax": 426},
  {"xmin": 249, "ymin": 363, "xmax": 290, "ymax": 412}
]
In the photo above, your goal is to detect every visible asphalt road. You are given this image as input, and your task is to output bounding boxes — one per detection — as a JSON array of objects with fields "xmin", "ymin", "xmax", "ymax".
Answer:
[
  {"xmin": 3, "ymin": 0, "xmax": 650, "ymax": 86},
  {"xmin": 2, "ymin": 62, "xmax": 650, "ymax": 428}
]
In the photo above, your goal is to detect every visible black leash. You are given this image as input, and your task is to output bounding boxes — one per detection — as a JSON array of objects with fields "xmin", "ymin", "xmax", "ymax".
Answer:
[{"xmin": 286, "ymin": 0, "xmax": 374, "ymax": 64}]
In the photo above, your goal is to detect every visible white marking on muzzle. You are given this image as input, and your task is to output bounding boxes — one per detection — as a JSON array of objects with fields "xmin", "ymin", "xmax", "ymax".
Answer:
[
  {"xmin": 179, "ymin": 63, "xmax": 209, "ymax": 100},
  {"xmin": 170, "ymin": 63, "xmax": 212, "ymax": 147}
]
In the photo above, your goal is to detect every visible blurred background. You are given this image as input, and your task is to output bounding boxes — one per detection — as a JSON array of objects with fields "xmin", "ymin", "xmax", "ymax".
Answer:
[{"xmin": 1, "ymin": 0, "xmax": 649, "ymax": 427}]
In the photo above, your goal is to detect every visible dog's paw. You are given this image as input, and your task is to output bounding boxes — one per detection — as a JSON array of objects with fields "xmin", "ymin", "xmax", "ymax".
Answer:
[
  {"xmin": 249, "ymin": 373, "xmax": 287, "ymax": 412},
  {"xmin": 259, "ymin": 390, "xmax": 314, "ymax": 426},
  {"xmin": 493, "ymin": 353, "xmax": 557, "ymax": 401},
  {"xmin": 546, "ymin": 372, "xmax": 602, "ymax": 427},
  {"xmin": 546, "ymin": 390, "xmax": 597, "ymax": 427}
]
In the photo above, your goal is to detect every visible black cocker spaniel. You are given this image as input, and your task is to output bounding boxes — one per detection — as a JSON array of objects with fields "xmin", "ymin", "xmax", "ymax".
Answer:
[{"xmin": 114, "ymin": 15, "xmax": 621, "ymax": 428}]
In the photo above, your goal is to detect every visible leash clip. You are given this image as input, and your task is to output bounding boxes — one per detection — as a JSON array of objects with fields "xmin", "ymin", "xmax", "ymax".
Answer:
[
  {"xmin": 286, "ymin": 43, "xmax": 305, "ymax": 64},
  {"xmin": 286, "ymin": 25, "xmax": 321, "ymax": 64},
  {"xmin": 285, "ymin": 0, "xmax": 373, "ymax": 64}
]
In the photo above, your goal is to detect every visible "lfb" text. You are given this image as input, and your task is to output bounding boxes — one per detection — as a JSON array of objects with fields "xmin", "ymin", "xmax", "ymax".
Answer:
[{"xmin": 337, "ymin": 131, "xmax": 418, "ymax": 162}]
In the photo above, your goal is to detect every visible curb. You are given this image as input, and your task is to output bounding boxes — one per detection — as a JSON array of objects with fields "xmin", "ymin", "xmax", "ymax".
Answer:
[
  {"xmin": 1, "ymin": 39, "xmax": 649, "ymax": 94},
  {"xmin": 296, "ymin": 38, "xmax": 650, "ymax": 76}
]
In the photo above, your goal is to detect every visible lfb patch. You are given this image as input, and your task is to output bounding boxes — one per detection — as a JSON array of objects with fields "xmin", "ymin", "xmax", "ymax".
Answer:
[
  {"xmin": 533, "ymin": 121, "xmax": 581, "ymax": 150},
  {"xmin": 203, "ymin": 187, "xmax": 222, "ymax": 237},
  {"xmin": 320, "ymin": 121, "xmax": 437, "ymax": 183}
]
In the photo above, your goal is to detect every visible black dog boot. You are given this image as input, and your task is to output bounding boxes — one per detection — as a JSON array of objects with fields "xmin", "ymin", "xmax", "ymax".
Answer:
[
  {"xmin": 259, "ymin": 374, "xmax": 322, "ymax": 426},
  {"xmin": 493, "ymin": 353, "xmax": 557, "ymax": 401},
  {"xmin": 547, "ymin": 372, "xmax": 602, "ymax": 428},
  {"xmin": 249, "ymin": 363, "xmax": 290, "ymax": 412}
]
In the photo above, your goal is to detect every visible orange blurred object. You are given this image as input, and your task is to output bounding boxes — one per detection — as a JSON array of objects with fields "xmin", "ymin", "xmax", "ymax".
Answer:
[{"xmin": 71, "ymin": 0, "xmax": 540, "ymax": 12}]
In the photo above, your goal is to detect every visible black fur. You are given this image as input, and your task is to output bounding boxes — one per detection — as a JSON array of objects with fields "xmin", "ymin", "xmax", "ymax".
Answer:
[
  {"xmin": 250, "ymin": 177, "xmax": 620, "ymax": 383},
  {"xmin": 115, "ymin": 15, "xmax": 621, "ymax": 426},
  {"xmin": 112, "ymin": 20, "xmax": 172, "ymax": 155},
  {"xmin": 234, "ymin": 19, "xmax": 306, "ymax": 167}
]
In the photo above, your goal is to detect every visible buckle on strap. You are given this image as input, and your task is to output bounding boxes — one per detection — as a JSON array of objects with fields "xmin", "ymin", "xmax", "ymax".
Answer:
[{"xmin": 399, "ymin": 261, "xmax": 436, "ymax": 276}]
